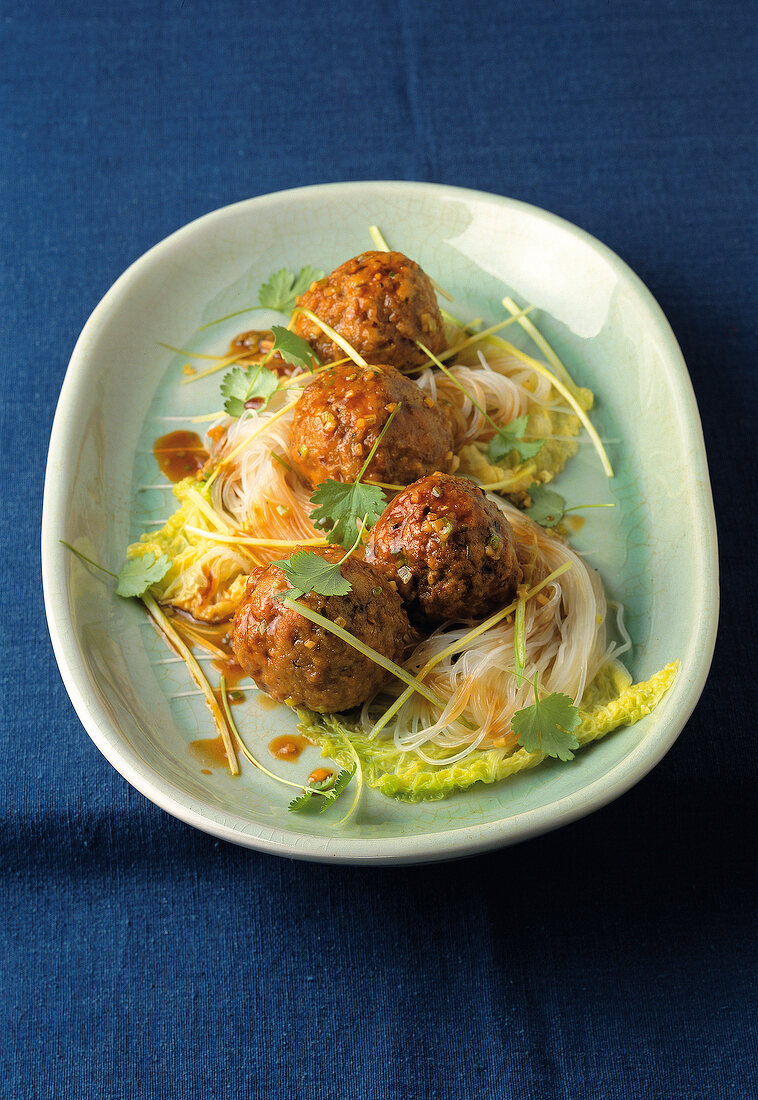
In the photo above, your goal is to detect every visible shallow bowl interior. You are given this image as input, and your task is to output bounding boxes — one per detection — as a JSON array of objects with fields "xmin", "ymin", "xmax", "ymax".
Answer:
[{"xmin": 43, "ymin": 182, "xmax": 718, "ymax": 864}]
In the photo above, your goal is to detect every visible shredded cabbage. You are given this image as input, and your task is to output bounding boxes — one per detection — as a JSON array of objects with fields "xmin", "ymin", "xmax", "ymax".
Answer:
[
  {"xmin": 128, "ymin": 477, "xmax": 249, "ymax": 622},
  {"xmin": 296, "ymin": 661, "xmax": 679, "ymax": 802}
]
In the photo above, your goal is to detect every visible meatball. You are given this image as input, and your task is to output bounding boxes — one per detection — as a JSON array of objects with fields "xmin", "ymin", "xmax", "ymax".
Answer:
[
  {"xmin": 231, "ymin": 548, "xmax": 410, "ymax": 713},
  {"xmin": 364, "ymin": 473, "xmax": 523, "ymax": 625},
  {"xmin": 294, "ymin": 251, "xmax": 446, "ymax": 372},
  {"xmin": 289, "ymin": 363, "xmax": 455, "ymax": 488}
]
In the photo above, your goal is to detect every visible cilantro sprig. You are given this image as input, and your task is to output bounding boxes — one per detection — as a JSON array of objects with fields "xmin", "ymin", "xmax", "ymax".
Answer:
[
  {"xmin": 270, "ymin": 326, "xmax": 317, "ymax": 371},
  {"xmin": 525, "ymin": 483, "xmax": 566, "ymax": 527},
  {"xmin": 511, "ymin": 672, "xmax": 580, "ymax": 761},
  {"xmin": 259, "ymin": 266, "xmax": 324, "ymax": 313},
  {"xmin": 288, "ymin": 763, "xmax": 357, "ymax": 813},
  {"xmin": 271, "ymin": 549, "xmax": 353, "ymax": 601},
  {"xmin": 221, "ymin": 363, "xmax": 279, "ymax": 418},
  {"xmin": 61, "ymin": 541, "xmax": 171, "ymax": 599},
  {"xmin": 417, "ymin": 341, "xmax": 545, "ymax": 466},
  {"xmin": 219, "ymin": 676, "xmax": 358, "ymax": 815},
  {"xmin": 487, "ymin": 415, "xmax": 545, "ymax": 464},
  {"xmin": 199, "ymin": 266, "xmax": 325, "ymax": 330},
  {"xmin": 115, "ymin": 551, "xmax": 172, "ymax": 597},
  {"xmin": 272, "ymin": 515, "xmax": 370, "ymax": 601},
  {"xmin": 308, "ymin": 402, "xmax": 400, "ymax": 550},
  {"xmin": 220, "ymin": 329, "xmax": 316, "ymax": 418},
  {"xmin": 309, "ymin": 480, "xmax": 387, "ymax": 550},
  {"xmin": 524, "ymin": 483, "xmax": 617, "ymax": 529}
]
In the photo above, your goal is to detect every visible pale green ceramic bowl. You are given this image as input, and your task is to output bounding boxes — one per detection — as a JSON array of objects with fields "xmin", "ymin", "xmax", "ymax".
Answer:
[{"xmin": 42, "ymin": 182, "xmax": 718, "ymax": 864}]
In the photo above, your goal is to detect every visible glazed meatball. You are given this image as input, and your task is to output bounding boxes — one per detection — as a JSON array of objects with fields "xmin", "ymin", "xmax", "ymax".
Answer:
[
  {"xmin": 294, "ymin": 251, "xmax": 446, "ymax": 372},
  {"xmin": 289, "ymin": 363, "xmax": 455, "ymax": 488},
  {"xmin": 232, "ymin": 548, "xmax": 410, "ymax": 713},
  {"xmin": 364, "ymin": 473, "xmax": 523, "ymax": 625}
]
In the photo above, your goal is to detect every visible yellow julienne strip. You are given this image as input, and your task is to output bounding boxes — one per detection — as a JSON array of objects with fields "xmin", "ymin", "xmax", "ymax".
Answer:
[
  {"xmin": 159, "ymin": 342, "xmax": 229, "ymax": 360},
  {"xmin": 219, "ymin": 678, "xmax": 303, "ymax": 790},
  {"xmin": 142, "ymin": 593, "xmax": 239, "ymax": 776},
  {"xmin": 180, "ymin": 483, "xmax": 234, "ymax": 535},
  {"xmin": 369, "ymin": 561, "xmax": 573, "ymax": 737},
  {"xmin": 435, "ymin": 308, "xmax": 536, "ymax": 364},
  {"xmin": 502, "ymin": 296, "xmax": 580, "ymax": 396},
  {"xmin": 368, "ymin": 225, "xmax": 390, "ymax": 251},
  {"xmin": 181, "ymin": 352, "xmax": 250, "ymax": 385},
  {"xmin": 278, "ymin": 358, "xmax": 349, "ymax": 389},
  {"xmin": 204, "ymin": 397, "xmax": 300, "ymax": 490},
  {"xmin": 364, "ymin": 479, "xmax": 409, "ymax": 492},
  {"xmin": 489, "ymin": 333, "xmax": 614, "ymax": 478},
  {"xmin": 440, "ymin": 308, "xmax": 483, "ymax": 331},
  {"xmin": 291, "ymin": 307, "xmax": 367, "ymax": 367},
  {"xmin": 184, "ymin": 526, "xmax": 327, "ymax": 549}
]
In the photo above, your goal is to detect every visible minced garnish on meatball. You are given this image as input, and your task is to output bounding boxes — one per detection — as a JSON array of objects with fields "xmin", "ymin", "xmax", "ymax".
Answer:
[
  {"xmin": 289, "ymin": 363, "xmax": 455, "ymax": 488},
  {"xmin": 232, "ymin": 548, "xmax": 410, "ymax": 713},
  {"xmin": 364, "ymin": 473, "xmax": 523, "ymax": 625}
]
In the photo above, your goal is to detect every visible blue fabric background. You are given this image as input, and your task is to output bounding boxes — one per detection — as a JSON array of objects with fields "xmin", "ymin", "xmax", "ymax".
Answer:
[{"xmin": 2, "ymin": 1, "xmax": 756, "ymax": 1096}]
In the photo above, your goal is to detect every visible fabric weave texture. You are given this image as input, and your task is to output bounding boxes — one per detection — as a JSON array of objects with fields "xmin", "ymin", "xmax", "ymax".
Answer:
[{"xmin": 2, "ymin": 1, "xmax": 756, "ymax": 1097}]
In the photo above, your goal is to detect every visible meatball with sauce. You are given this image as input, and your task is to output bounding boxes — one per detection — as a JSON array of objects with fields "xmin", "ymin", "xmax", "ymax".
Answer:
[
  {"xmin": 294, "ymin": 251, "xmax": 446, "ymax": 372},
  {"xmin": 364, "ymin": 473, "xmax": 523, "ymax": 625},
  {"xmin": 289, "ymin": 362, "xmax": 455, "ymax": 489},
  {"xmin": 232, "ymin": 548, "xmax": 410, "ymax": 713}
]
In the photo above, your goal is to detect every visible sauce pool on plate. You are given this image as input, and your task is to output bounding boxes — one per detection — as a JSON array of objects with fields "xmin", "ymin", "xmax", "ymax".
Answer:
[{"xmin": 153, "ymin": 430, "xmax": 209, "ymax": 483}]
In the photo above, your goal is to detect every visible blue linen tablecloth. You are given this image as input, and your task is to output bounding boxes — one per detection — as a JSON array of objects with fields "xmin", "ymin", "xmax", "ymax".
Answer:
[{"xmin": 3, "ymin": 1, "xmax": 756, "ymax": 1096}]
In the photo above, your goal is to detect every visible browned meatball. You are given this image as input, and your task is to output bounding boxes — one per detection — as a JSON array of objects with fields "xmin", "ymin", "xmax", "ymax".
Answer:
[
  {"xmin": 232, "ymin": 548, "xmax": 410, "ymax": 713},
  {"xmin": 364, "ymin": 473, "xmax": 523, "ymax": 625},
  {"xmin": 289, "ymin": 363, "xmax": 455, "ymax": 488},
  {"xmin": 294, "ymin": 251, "xmax": 446, "ymax": 371}
]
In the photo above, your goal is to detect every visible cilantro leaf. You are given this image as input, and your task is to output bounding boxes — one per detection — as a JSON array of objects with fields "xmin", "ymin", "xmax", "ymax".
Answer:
[
  {"xmin": 487, "ymin": 415, "xmax": 545, "ymax": 465},
  {"xmin": 309, "ymin": 480, "xmax": 387, "ymax": 550},
  {"xmin": 288, "ymin": 763, "xmax": 357, "ymax": 813},
  {"xmin": 220, "ymin": 363, "xmax": 279, "ymax": 418},
  {"xmin": 270, "ymin": 326, "xmax": 317, "ymax": 371},
  {"xmin": 271, "ymin": 549, "xmax": 352, "ymax": 601},
  {"xmin": 525, "ymin": 483, "xmax": 566, "ymax": 528},
  {"xmin": 511, "ymin": 689, "xmax": 580, "ymax": 761},
  {"xmin": 258, "ymin": 266, "xmax": 323, "ymax": 313},
  {"xmin": 116, "ymin": 551, "xmax": 172, "ymax": 598}
]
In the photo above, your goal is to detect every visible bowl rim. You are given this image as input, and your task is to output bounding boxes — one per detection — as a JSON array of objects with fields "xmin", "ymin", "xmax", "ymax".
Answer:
[{"xmin": 42, "ymin": 180, "xmax": 719, "ymax": 864}]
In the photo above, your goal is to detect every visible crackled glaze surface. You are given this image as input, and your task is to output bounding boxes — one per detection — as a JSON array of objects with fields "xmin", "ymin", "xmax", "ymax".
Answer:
[{"xmin": 42, "ymin": 182, "xmax": 718, "ymax": 863}]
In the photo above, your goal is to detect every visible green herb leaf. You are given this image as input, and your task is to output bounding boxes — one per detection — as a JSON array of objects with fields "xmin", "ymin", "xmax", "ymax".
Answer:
[
  {"xmin": 309, "ymin": 480, "xmax": 387, "ymax": 550},
  {"xmin": 288, "ymin": 763, "xmax": 357, "ymax": 813},
  {"xmin": 258, "ymin": 266, "xmax": 324, "ymax": 313},
  {"xmin": 271, "ymin": 549, "xmax": 353, "ymax": 601},
  {"xmin": 487, "ymin": 415, "xmax": 545, "ymax": 465},
  {"xmin": 116, "ymin": 552, "xmax": 172, "ymax": 598},
  {"xmin": 511, "ymin": 687, "xmax": 580, "ymax": 761},
  {"xmin": 525, "ymin": 482, "xmax": 566, "ymax": 527},
  {"xmin": 220, "ymin": 363, "xmax": 279, "ymax": 418},
  {"xmin": 287, "ymin": 789, "xmax": 317, "ymax": 812},
  {"xmin": 270, "ymin": 325, "xmax": 317, "ymax": 371}
]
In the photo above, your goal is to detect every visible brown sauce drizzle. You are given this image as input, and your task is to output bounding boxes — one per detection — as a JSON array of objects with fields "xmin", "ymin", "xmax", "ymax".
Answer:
[
  {"xmin": 268, "ymin": 734, "xmax": 309, "ymax": 760},
  {"xmin": 154, "ymin": 430, "xmax": 209, "ymax": 482},
  {"xmin": 189, "ymin": 735, "xmax": 233, "ymax": 771},
  {"xmin": 212, "ymin": 657, "xmax": 246, "ymax": 689},
  {"xmin": 564, "ymin": 515, "xmax": 586, "ymax": 533},
  {"xmin": 308, "ymin": 768, "xmax": 333, "ymax": 786},
  {"xmin": 229, "ymin": 329, "xmax": 275, "ymax": 360}
]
